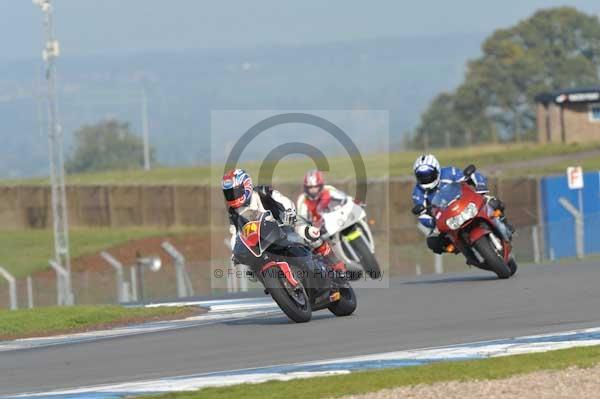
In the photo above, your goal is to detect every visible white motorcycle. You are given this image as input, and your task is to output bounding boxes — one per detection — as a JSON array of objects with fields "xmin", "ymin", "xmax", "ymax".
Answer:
[{"xmin": 318, "ymin": 196, "xmax": 381, "ymax": 279}]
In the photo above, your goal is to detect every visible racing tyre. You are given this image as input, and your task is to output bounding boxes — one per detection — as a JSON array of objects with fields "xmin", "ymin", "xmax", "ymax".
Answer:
[
  {"xmin": 264, "ymin": 272, "xmax": 312, "ymax": 323},
  {"xmin": 508, "ymin": 259, "xmax": 518, "ymax": 276},
  {"xmin": 473, "ymin": 236, "xmax": 511, "ymax": 279},
  {"xmin": 328, "ymin": 286, "xmax": 357, "ymax": 317},
  {"xmin": 350, "ymin": 237, "xmax": 382, "ymax": 279}
]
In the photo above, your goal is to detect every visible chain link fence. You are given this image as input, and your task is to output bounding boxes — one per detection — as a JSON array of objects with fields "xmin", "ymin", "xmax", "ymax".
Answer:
[{"xmin": 2, "ymin": 212, "xmax": 597, "ymax": 310}]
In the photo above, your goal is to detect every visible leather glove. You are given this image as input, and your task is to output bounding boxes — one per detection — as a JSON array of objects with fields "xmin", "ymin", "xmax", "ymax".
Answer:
[
  {"xmin": 305, "ymin": 225, "xmax": 321, "ymax": 241},
  {"xmin": 282, "ymin": 208, "xmax": 297, "ymax": 225},
  {"xmin": 485, "ymin": 195, "xmax": 505, "ymax": 211}
]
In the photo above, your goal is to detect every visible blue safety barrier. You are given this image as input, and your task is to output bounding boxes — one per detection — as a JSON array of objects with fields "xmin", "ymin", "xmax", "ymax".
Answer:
[{"xmin": 540, "ymin": 171, "xmax": 600, "ymax": 259}]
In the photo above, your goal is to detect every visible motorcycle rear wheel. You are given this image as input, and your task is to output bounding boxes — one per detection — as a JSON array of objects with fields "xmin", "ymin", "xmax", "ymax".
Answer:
[
  {"xmin": 473, "ymin": 236, "xmax": 511, "ymax": 279},
  {"xmin": 328, "ymin": 286, "xmax": 357, "ymax": 317}
]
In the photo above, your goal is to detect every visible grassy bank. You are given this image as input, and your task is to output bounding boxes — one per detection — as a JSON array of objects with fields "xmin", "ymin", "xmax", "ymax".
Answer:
[
  {"xmin": 0, "ymin": 305, "xmax": 199, "ymax": 340},
  {"xmin": 1, "ymin": 142, "xmax": 597, "ymax": 186},
  {"xmin": 0, "ymin": 227, "xmax": 202, "ymax": 277},
  {"xmin": 141, "ymin": 345, "xmax": 600, "ymax": 399}
]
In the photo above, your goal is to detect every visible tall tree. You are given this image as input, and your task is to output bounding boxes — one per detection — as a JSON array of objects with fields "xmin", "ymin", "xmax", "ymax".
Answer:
[
  {"xmin": 415, "ymin": 7, "xmax": 600, "ymax": 146},
  {"xmin": 66, "ymin": 120, "xmax": 154, "ymax": 173},
  {"xmin": 414, "ymin": 92, "xmax": 462, "ymax": 149}
]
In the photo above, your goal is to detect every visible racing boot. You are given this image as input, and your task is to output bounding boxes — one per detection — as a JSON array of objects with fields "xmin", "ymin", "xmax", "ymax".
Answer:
[
  {"xmin": 487, "ymin": 197, "xmax": 515, "ymax": 235},
  {"xmin": 315, "ymin": 241, "xmax": 354, "ymax": 281}
]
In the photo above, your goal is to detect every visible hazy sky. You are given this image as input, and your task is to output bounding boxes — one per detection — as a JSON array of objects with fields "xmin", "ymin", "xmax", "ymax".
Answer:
[{"xmin": 2, "ymin": 1, "xmax": 599, "ymax": 61}]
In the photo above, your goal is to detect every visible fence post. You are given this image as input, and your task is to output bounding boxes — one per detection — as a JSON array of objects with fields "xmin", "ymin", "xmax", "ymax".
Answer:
[
  {"xmin": 27, "ymin": 276, "xmax": 34, "ymax": 309},
  {"xmin": 0, "ymin": 267, "xmax": 17, "ymax": 310},
  {"xmin": 434, "ymin": 254, "xmax": 444, "ymax": 274},
  {"xmin": 100, "ymin": 252, "xmax": 128, "ymax": 303},
  {"xmin": 161, "ymin": 241, "xmax": 194, "ymax": 298},
  {"xmin": 532, "ymin": 225, "xmax": 541, "ymax": 264},
  {"xmin": 49, "ymin": 260, "xmax": 71, "ymax": 306},
  {"xmin": 559, "ymin": 197, "xmax": 584, "ymax": 259},
  {"xmin": 130, "ymin": 266, "xmax": 138, "ymax": 302},
  {"xmin": 238, "ymin": 264, "xmax": 249, "ymax": 292},
  {"xmin": 226, "ymin": 262, "xmax": 234, "ymax": 293}
]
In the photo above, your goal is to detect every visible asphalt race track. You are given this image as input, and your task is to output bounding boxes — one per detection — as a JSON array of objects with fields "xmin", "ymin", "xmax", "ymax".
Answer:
[{"xmin": 3, "ymin": 261, "xmax": 600, "ymax": 396}]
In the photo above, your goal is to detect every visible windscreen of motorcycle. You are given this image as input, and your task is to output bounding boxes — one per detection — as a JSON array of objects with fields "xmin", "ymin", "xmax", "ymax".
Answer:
[
  {"xmin": 238, "ymin": 210, "xmax": 271, "ymax": 257},
  {"xmin": 321, "ymin": 198, "xmax": 349, "ymax": 233},
  {"xmin": 431, "ymin": 182, "xmax": 462, "ymax": 210}
]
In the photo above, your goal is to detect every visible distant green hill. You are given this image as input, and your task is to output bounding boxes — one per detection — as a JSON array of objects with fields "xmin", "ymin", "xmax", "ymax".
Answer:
[{"xmin": 0, "ymin": 33, "xmax": 484, "ymax": 178}]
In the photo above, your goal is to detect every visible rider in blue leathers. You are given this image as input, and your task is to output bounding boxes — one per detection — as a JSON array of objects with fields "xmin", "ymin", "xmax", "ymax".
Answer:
[{"xmin": 411, "ymin": 154, "xmax": 509, "ymax": 254}]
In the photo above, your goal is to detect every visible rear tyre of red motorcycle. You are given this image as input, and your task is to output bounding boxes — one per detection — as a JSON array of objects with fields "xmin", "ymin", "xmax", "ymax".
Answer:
[
  {"xmin": 263, "ymin": 273, "xmax": 312, "ymax": 323},
  {"xmin": 473, "ymin": 236, "xmax": 512, "ymax": 279},
  {"xmin": 328, "ymin": 286, "xmax": 357, "ymax": 317}
]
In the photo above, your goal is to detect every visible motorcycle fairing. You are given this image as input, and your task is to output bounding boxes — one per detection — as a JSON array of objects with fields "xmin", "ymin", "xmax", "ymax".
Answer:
[
  {"xmin": 261, "ymin": 261, "xmax": 299, "ymax": 287},
  {"xmin": 321, "ymin": 197, "xmax": 367, "ymax": 238},
  {"xmin": 239, "ymin": 213, "xmax": 266, "ymax": 257}
]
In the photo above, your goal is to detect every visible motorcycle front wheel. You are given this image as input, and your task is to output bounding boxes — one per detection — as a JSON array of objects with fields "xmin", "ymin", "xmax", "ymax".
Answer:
[
  {"xmin": 263, "ymin": 272, "xmax": 312, "ymax": 323},
  {"xmin": 349, "ymin": 237, "xmax": 382, "ymax": 279},
  {"xmin": 508, "ymin": 258, "xmax": 518, "ymax": 276},
  {"xmin": 473, "ymin": 236, "xmax": 512, "ymax": 279}
]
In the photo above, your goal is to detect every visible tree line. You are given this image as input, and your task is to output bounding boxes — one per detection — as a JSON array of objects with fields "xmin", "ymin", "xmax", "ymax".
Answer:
[
  {"xmin": 66, "ymin": 120, "xmax": 154, "ymax": 174},
  {"xmin": 413, "ymin": 7, "xmax": 600, "ymax": 149}
]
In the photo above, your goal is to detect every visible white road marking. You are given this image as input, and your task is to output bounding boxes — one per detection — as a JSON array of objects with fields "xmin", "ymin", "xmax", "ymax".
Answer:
[
  {"xmin": 10, "ymin": 325, "xmax": 600, "ymax": 399},
  {"xmin": 0, "ymin": 298, "xmax": 279, "ymax": 353}
]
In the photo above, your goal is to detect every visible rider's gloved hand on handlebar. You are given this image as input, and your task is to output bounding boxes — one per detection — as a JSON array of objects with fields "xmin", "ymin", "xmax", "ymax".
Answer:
[
  {"xmin": 485, "ymin": 196, "xmax": 505, "ymax": 212},
  {"xmin": 282, "ymin": 208, "xmax": 297, "ymax": 225},
  {"xmin": 305, "ymin": 225, "xmax": 321, "ymax": 241},
  {"xmin": 353, "ymin": 198, "xmax": 366, "ymax": 207}
]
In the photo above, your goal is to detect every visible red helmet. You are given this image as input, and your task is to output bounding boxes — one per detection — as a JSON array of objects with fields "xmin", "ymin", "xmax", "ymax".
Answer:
[
  {"xmin": 222, "ymin": 169, "xmax": 253, "ymax": 209},
  {"xmin": 303, "ymin": 169, "xmax": 324, "ymax": 200}
]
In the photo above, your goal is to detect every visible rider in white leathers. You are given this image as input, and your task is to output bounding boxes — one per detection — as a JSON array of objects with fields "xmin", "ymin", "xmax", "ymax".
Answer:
[{"xmin": 296, "ymin": 169, "xmax": 347, "ymax": 230}]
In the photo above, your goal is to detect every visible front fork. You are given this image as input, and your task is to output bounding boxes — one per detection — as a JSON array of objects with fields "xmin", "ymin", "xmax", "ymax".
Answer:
[
  {"xmin": 460, "ymin": 220, "xmax": 512, "ymax": 265},
  {"xmin": 493, "ymin": 216, "xmax": 513, "ymax": 241}
]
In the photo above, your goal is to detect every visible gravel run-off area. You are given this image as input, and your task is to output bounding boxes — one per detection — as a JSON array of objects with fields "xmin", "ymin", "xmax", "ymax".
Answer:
[{"xmin": 339, "ymin": 364, "xmax": 600, "ymax": 399}]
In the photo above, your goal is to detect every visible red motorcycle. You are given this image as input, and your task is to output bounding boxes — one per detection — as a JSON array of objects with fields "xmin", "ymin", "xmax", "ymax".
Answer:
[{"xmin": 412, "ymin": 165, "xmax": 517, "ymax": 279}]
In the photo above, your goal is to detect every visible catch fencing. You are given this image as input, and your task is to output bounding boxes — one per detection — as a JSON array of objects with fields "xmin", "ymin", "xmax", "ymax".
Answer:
[
  {"xmin": 1, "ymin": 214, "xmax": 596, "ymax": 310},
  {"xmin": 3, "ymin": 175, "xmax": 597, "ymax": 309}
]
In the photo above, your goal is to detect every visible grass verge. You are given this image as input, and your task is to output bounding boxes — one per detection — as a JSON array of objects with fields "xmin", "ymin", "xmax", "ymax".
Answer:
[
  {"xmin": 0, "ymin": 305, "xmax": 201, "ymax": 340},
  {"xmin": 139, "ymin": 345, "xmax": 600, "ymax": 399},
  {"xmin": 504, "ymin": 155, "xmax": 600, "ymax": 178},
  {"xmin": 0, "ymin": 227, "xmax": 202, "ymax": 277}
]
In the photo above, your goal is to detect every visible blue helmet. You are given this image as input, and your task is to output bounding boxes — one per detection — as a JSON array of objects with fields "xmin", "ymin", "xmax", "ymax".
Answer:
[
  {"xmin": 222, "ymin": 169, "xmax": 253, "ymax": 208},
  {"xmin": 413, "ymin": 154, "xmax": 441, "ymax": 190}
]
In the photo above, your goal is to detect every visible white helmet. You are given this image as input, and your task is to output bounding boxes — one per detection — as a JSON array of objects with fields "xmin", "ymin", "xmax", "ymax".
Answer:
[{"xmin": 413, "ymin": 154, "xmax": 441, "ymax": 190}]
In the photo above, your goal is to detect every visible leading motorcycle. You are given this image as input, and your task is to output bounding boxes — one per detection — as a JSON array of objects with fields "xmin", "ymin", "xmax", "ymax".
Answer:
[
  {"xmin": 232, "ymin": 209, "xmax": 357, "ymax": 322},
  {"xmin": 412, "ymin": 165, "xmax": 517, "ymax": 279}
]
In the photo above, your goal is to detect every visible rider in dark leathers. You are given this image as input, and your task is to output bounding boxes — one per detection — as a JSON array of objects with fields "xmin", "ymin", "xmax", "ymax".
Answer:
[{"xmin": 222, "ymin": 168, "xmax": 348, "ymax": 275}]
